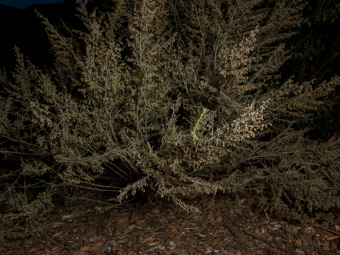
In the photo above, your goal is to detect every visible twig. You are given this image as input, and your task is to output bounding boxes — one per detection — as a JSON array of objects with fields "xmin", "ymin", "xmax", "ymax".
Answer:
[
  {"xmin": 244, "ymin": 231, "xmax": 274, "ymax": 248},
  {"xmin": 313, "ymin": 225, "xmax": 340, "ymax": 236}
]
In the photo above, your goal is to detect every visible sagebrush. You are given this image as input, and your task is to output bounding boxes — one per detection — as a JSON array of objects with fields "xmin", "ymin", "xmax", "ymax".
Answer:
[{"xmin": 1, "ymin": 0, "xmax": 339, "ymax": 239}]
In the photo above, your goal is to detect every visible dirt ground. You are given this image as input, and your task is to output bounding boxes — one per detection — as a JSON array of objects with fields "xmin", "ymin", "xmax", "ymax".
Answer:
[{"xmin": 2, "ymin": 191, "xmax": 340, "ymax": 255}]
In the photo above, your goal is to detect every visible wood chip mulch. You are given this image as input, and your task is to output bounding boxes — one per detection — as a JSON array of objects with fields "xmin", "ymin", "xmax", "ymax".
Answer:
[{"xmin": 2, "ymin": 192, "xmax": 340, "ymax": 255}]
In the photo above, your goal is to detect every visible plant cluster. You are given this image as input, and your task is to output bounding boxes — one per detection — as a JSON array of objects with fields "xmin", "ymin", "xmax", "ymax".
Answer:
[{"xmin": 0, "ymin": 0, "xmax": 339, "ymax": 239}]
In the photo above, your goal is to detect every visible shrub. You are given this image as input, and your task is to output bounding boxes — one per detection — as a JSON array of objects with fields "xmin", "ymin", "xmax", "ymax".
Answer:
[{"xmin": 1, "ymin": 0, "xmax": 339, "ymax": 238}]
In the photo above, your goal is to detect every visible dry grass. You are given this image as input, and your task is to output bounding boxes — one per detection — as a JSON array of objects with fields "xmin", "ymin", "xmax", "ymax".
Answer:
[{"xmin": 0, "ymin": 0, "xmax": 339, "ymax": 239}]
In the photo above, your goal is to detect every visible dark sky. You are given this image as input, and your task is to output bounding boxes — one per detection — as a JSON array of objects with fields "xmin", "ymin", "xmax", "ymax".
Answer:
[
  {"xmin": 0, "ymin": 0, "xmax": 101, "ymax": 69},
  {"xmin": 0, "ymin": 0, "xmax": 65, "ymax": 9},
  {"xmin": 0, "ymin": 0, "xmax": 78, "ymax": 69}
]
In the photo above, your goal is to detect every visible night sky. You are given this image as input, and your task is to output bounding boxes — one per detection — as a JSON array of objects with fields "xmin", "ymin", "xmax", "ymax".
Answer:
[{"xmin": 0, "ymin": 0, "xmax": 64, "ymax": 9}]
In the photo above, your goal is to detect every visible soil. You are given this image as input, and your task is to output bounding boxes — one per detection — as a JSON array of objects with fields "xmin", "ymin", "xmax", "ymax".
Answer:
[{"xmin": 2, "ymin": 191, "xmax": 340, "ymax": 255}]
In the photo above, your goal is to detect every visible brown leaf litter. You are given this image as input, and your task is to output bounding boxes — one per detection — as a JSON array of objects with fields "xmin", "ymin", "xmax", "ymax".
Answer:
[{"xmin": 2, "ymin": 191, "xmax": 339, "ymax": 255}]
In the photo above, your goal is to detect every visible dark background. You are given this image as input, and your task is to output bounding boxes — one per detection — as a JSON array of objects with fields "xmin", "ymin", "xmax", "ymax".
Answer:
[
  {"xmin": 0, "ymin": 0, "xmax": 101, "ymax": 70},
  {"xmin": 0, "ymin": 0, "xmax": 63, "ymax": 9}
]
